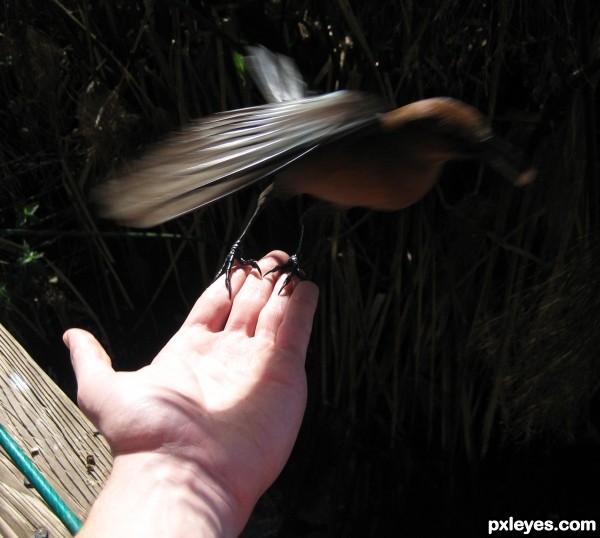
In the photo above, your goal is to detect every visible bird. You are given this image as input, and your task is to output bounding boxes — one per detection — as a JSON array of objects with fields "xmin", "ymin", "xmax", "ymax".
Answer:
[{"xmin": 94, "ymin": 46, "xmax": 536, "ymax": 295}]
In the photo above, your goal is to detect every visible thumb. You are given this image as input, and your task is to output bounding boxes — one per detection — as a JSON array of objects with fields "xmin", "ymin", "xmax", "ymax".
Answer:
[{"xmin": 63, "ymin": 328, "xmax": 115, "ymax": 419}]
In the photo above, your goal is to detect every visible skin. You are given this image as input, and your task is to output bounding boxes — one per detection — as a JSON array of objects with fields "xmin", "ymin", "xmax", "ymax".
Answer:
[{"xmin": 64, "ymin": 251, "xmax": 319, "ymax": 537}]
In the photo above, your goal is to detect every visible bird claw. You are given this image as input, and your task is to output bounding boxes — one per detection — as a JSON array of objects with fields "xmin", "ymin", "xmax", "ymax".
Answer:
[
  {"xmin": 264, "ymin": 254, "xmax": 305, "ymax": 294},
  {"xmin": 214, "ymin": 242, "xmax": 262, "ymax": 297}
]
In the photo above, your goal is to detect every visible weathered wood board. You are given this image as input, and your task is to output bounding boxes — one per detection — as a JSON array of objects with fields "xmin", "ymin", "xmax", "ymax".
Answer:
[{"xmin": 0, "ymin": 324, "xmax": 111, "ymax": 536}]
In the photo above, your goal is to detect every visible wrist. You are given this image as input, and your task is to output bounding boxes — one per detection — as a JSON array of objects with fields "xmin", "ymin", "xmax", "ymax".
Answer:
[{"xmin": 80, "ymin": 451, "xmax": 244, "ymax": 538}]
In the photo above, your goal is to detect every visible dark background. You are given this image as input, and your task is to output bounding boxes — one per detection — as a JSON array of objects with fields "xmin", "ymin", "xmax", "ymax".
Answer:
[{"xmin": 2, "ymin": 1, "xmax": 600, "ymax": 536}]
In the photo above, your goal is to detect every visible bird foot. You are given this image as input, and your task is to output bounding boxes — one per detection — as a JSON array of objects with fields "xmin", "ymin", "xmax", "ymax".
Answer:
[
  {"xmin": 264, "ymin": 254, "xmax": 305, "ymax": 294},
  {"xmin": 214, "ymin": 241, "xmax": 262, "ymax": 297}
]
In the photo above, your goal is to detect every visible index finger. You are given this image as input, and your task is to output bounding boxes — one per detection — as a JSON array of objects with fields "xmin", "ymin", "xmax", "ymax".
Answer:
[{"xmin": 182, "ymin": 262, "xmax": 251, "ymax": 332}]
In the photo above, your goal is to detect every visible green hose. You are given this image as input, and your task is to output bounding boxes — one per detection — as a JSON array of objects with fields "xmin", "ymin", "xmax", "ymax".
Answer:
[{"xmin": 0, "ymin": 423, "xmax": 83, "ymax": 534}]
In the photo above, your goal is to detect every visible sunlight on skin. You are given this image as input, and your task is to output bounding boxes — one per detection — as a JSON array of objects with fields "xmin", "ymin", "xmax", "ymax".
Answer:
[{"xmin": 64, "ymin": 251, "xmax": 319, "ymax": 537}]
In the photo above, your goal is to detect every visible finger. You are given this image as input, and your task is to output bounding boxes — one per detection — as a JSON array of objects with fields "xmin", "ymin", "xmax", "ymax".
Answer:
[
  {"xmin": 274, "ymin": 281, "xmax": 319, "ymax": 360},
  {"xmin": 225, "ymin": 250, "xmax": 290, "ymax": 336},
  {"xmin": 254, "ymin": 272, "xmax": 301, "ymax": 342},
  {"xmin": 63, "ymin": 328, "xmax": 115, "ymax": 414},
  {"xmin": 183, "ymin": 263, "xmax": 252, "ymax": 332}
]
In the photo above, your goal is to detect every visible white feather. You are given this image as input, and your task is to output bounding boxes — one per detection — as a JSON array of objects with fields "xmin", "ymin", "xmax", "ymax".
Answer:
[
  {"xmin": 244, "ymin": 45, "xmax": 307, "ymax": 103},
  {"xmin": 95, "ymin": 91, "xmax": 383, "ymax": 227}
]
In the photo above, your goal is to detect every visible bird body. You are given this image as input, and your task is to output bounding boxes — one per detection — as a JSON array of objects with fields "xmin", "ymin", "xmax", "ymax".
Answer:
[
  {"xmin": 96, "ymin": 90, "xmax": 384, "ymax": 227},
  {"xmin": 94, "ymin": 46, "xmax": 535, "ymax": 292},
  {"xmin": 274, "ymin": 97, "xmax": 495, "ymax": 211}
]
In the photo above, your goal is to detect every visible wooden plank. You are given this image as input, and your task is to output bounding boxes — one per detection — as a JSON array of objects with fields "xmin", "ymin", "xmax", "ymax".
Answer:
[{"xmin": 0, "ymin": 324, "xmax": 111, "ymax": 536}]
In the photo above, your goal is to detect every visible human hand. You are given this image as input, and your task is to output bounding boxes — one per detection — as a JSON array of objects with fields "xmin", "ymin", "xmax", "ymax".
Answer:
[{"xmin": 64, "ymin": 251, "xmax": 319, "ymax": 537}]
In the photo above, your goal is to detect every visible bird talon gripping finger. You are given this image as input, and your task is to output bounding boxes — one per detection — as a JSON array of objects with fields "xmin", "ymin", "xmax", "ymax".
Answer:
[
  {"xmin": 94, "ymin": 46, "xmax": 536, "ymax": 292},
  {"xmin": 265, "ymin": 253, "xmax": 306, "ymax": 295},
  {"xmin": 213, "ymin": 240, "xmax": 262, "ymax": 298}
]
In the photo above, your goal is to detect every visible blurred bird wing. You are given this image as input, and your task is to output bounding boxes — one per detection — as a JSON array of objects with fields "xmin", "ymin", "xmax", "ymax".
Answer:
[
  {"xmin": 244, "ymin": 45, "xmax": 307, "ymax": 103},
  {"xmin": 94, "ymin": 91, "xmax": 383, "ymax": 228}
]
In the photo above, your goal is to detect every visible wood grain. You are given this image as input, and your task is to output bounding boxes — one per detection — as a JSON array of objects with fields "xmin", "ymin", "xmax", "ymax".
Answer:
[{"xmin": 0, "ymin": 324, "xmax": 111, "ymax": 536}]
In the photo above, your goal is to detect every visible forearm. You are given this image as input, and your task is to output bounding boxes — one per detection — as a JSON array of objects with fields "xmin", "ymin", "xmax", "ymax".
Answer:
[{"xmin": 78, "ymin": 452, "xmax": 245, "ymax": 538}]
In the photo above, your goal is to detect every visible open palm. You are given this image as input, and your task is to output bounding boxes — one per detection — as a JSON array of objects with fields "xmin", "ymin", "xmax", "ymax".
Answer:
[{"xmin": 64, "ymin": 251, "xmax": 319, "ymax": 534}]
